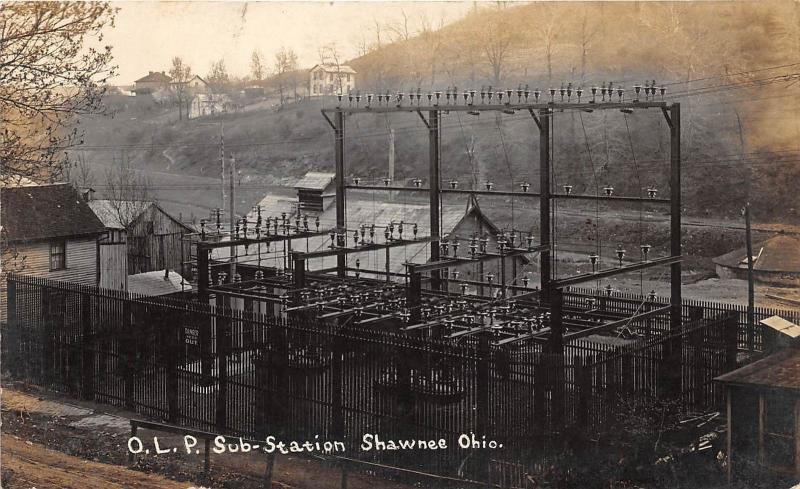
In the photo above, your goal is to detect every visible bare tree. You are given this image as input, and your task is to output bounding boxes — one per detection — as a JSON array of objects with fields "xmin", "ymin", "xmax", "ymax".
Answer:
[
  {"xmin": 250, "ymin": 49, "xmax": 265, "ymax": 84},
  {"xmin": 274, "ymin": 47, "xmax": 298, "ymax": 105},
  {"xmin": 64, "ymin": 153, "xmax": 94, "ymax": 189},
  {"xmin": 480, "ymin": 11, "xmax": 518, "ymax": 86},
  {"xmin": 206, "ymin": 59, "xmax": 229, "ymax": 94},
  {"xmin": 0, "ymin": 3, "xmax": 117, "ymax": 185},
  {"xmin": 387, "ymin": 9, "xmax": 413, "ymax": 42},
  {"xmin": 317, "ymin": 43, "xmax": 345, "ymax": 94},
  {"xmin": 104, "ymin": 158, "xmax": 153, "ymax": 229},
  {"xmin": 169, "ymin": 56, "xmax": 192, "ymax": 120}
]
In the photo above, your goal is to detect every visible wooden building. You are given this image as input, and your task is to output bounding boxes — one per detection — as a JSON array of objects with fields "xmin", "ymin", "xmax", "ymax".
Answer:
[
  {"xmin": 87, "ymin": 200, "xmax": 128, "ymax": 290},
  {"xmin": 716, "ymin": 344, "xmax": 800, "ymax": 482},
  {"xmin": 1, "ymin": 184, "xmax": 106, "ymax": 320},
  {"xmin": 87, "ymin": 199, "xmax": 194, "ymax": 277},
  {"xmin": 309, "ymin": 64, "xmax": 356, "ymax": 96}
]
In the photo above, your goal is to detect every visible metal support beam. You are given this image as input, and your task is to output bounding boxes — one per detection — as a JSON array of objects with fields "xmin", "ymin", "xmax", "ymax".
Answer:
[
  {"xmin": 563, "ymin": 305, "xmax": 671, "ymax": 341},
  {"xmin": 551, "ymin": 255, "xmax": 682, "ymax": 289},
  {"xmin": 429, "ymin": 109, "xmax": 441, "ymax": 291},
  {"xmin": 321, "ymin": 101, "xmax": 668, "ymax": 116},
  {"xmin": 670, "ymin": 103, "xmax": 682, "ymax": 336},
  {"xmin": 335, "ymin": 110, "xmax": 346, "ymax": 277},
  {"xmin": 539, "ymin": 108, "xmax": 551, "ymax": 300}
]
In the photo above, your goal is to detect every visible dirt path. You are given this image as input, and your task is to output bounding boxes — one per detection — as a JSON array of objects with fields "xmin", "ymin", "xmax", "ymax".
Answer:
[{"xmin": 1, "ymin": 436, "xmax": 192, "ymax": 489}]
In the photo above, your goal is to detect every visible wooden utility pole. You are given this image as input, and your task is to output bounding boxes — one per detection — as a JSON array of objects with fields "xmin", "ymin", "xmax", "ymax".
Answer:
[
  {"xmin": 744, "ymin": 202, "xmax": 755, "ymax": 348},
  {"xmin": 230, "ymin": 154, "xmax": 237, "ymax": 277}
]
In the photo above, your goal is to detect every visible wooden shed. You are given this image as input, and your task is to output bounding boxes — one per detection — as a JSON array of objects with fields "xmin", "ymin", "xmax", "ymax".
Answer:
[
  {"xmin": 716, "ymin": 344, "xmax": 800, "ymax": 482},
  {"xmin": 86, "ymin": 200, "xmax": 194, "ymax": 277}
]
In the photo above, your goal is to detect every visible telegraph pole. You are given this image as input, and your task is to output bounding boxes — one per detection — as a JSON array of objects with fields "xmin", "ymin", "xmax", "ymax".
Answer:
[
  {"xmin": 229, "ymin": 154, "xmax": 237, "ymax": 277},
  {"xmin": 744, "ymin": 202, "xmax": 755, "ymax": 349}
]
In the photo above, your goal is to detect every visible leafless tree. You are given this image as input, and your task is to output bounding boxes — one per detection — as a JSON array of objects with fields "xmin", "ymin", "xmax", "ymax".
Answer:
[
  {"xmin": 387, "ymin": 9, "xmax": 413, "ymax": 43},
  {"xmin": 169, "ymin": 56, "xmax": 192, "ymax": 120},
  {"xmin": 317, "ymin": 43, "xmax": 345, "ymax": 94},
  {"xmin": 206, "ymin": 59, "xmax": 229, "ymax": 94},
  {"xmin": 250, "ymin": 49, "xmax": 265, "ymax": 84},
  {"xmin": 0, "ymin": 2, "xmax": 117, "ymax": 185},
  {"xmin": 64, "ymin": 153, "xmax": 94, "ymax": 189},
  {"xmin": 103, "ymin": 157, "xmax": 153, "ymax": 229},
  {"xmin": 274, "ymin": 47, "xmax": 298, "ymax": 105}
]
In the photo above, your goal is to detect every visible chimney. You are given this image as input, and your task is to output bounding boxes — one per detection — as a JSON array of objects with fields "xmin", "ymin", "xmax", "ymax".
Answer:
[
  {"xmin": 149, "ymin": 71, "xmax": 154, "ymax": 75},
  {"xmin": 164, "ymin": 268, "xmax": 169, "ymax": 280}
]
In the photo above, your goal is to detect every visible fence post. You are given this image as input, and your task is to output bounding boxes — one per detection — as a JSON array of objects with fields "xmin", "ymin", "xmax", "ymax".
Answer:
[
  {"xmin": 692, "ymin": 327, "xmax": 704, "ymax": 408},
  {"xmin": 6, "ymin": 278, "xmax": 18, "ymax": 378},
  {"xmin": 476, "ymin": 334, "xmax": 491, "ymax": 485},
  {"xmin": 725, "ymin": 313, "xmax": 738, "ymax": 371},
  {"xmin": 81, "ymin": 293, "xmax": 95, "ymax": 401},
  {"xmin": 123, "ymin": 300, "xmax": 135, "ymax": 410},
  {"xmin": 216, "ymin": 297, "xmax": 230, "ymax": 432},
  {"xmin": 533, "ymin": 348, "xmax": 545, "ymax": 433},
  {"xmin": 167, "ymin": 309, "xmax": 181, "ymax": 423},
  {"xmin": 330, "ymin": 325, "xmax": 344, "ymax": 441},
  {"xmin": 576, "ymin": 355, "xmax": 589, "ymax": 430}
]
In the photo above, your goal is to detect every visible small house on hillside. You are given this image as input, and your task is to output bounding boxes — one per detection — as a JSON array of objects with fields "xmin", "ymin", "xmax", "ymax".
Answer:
[
  {"xmin": 87, "ymin": 199, "xmax": 195, "ymax": 278},
  {"xmin": 713, "ymin": 235, "xmax": 800, "ymax": 286},
  {"xmin": 189, "ymin": 93, "xmax": 239, "ymax": 119},
  {"xmin": 134, "ymin": 71, "xmax": 172, "ymax": 95},
  {"xmin": 1, "ymin": 184, "xmax": 106, "ymax": 320},
  {"xmin": 309, "ymin": 64, "xmax": 356, "ymax": 96}
]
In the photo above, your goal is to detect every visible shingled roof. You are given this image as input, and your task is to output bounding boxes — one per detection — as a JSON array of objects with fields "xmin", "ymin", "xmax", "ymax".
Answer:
[
  {"xmin": 715, "ymin": 346, "xmax": 800, "ymax": 392},
  {"xmin": 1, "ymin": 184, "xmax": 106, "ymax": 242},
  {"xmin": 294, "ymin": 172, "xmax": 335, "ymax": 191},
  {"xmin": 135, "ymin": 71, "xmax": 172, "ymax": 83}
]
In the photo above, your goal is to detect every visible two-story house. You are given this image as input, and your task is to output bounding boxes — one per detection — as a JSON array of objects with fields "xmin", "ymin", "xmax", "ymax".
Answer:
[
  {"xmin": 134, "ymin": 71, "xmax": 172, "ymax": 95},
  {"xmin": 309, "ymin": 64, "xmax": 357, "ymax": 96},
  {"xmin": 1, "ymin": 184, "xmax": 106, "ymax": 321}
]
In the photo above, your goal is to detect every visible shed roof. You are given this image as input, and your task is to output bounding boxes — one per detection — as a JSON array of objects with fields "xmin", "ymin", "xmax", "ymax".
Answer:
[
  {"xmin": 88, "ymin": 200, "xmax": 194, "ymax": 233},
  {"xmin": 128, "ymin": 270, "xmax": 191, "ymax": 296},
  {"xmin": 713, "ymin": 235, "xmax": 800, "ymax": 273},
  {"xmin": 716, "ymin": 346, "xmax": 800, "ymax": 392},
  {"xmin": 1, "ymin": 184, "xmax": 106, "ymax": 242},
  {"xmin": 294, "ymin": 172, "xmax": 335, "ymax": 191}
]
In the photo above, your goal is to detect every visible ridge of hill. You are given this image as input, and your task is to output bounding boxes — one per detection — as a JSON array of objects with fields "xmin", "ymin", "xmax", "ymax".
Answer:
[{"xmin": 74, "ymin": 1, "xmax": 800, "ymax": 222}]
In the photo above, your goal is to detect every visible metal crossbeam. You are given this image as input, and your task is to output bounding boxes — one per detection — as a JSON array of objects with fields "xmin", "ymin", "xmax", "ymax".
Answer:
[
  {"xmin": 551, "ymin": 255, "xmax": 682, "ymax": 289},
  {"xmin": 563, "ymin": 305, "xmax": 671, "ymax": 341},
  {"xmin": 295, "ymin": 237, "xmax": 435, "ymax": 260},
  {"xmin": 322, "ymin": 101, "xmax": 668, "ymax": 115}
]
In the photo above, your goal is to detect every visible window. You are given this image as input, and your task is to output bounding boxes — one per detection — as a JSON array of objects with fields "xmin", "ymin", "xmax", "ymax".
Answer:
[
  {"xmin": 346, "ymin": 73, "xmax": 350, "ymax": 82},
  {"xmin": 50, "ymin": 240, "xmax": 66, "ymax": 270}
]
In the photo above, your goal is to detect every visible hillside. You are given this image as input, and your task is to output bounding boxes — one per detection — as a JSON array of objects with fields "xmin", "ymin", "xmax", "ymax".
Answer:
[{"xmin": 73, "ymin": 0, "xmax": 800, "ymax": 222}]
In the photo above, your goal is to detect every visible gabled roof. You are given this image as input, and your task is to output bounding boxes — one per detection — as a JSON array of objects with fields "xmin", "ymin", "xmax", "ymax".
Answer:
[
  {"xmin": 309, "ymin": 64, "xmax": 357, "ymax": 75},
  {"xmin": 715, "ymin": 346, "xmax": 800, "ymax": 391},
  {"xmin": 294, "ymin": 172, "xmax": 335, "ymax": 191},
  {"xmin": 88, "ymin": 199, "xmax": 194, "ymax": 233},
  {"xmin": 135, "ymin": 71, "xmax": 172, "ymax": 84},
  {"xmin": 1, "ymin": 184, "xmax": 106, "ymax": 242},
  {"xmin": 713, "ymin": 235, "xmax": 800, "ymax": 273},
  {"xmin": 88, "ymin": 199, "xmax": 146, "ymax": 230}
]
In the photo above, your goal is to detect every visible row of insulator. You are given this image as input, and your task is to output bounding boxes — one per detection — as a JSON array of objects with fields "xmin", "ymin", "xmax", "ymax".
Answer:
[
  {"xmin": 336, "ymin": 82, "xmax": 667, "ymax": 108},
  {"xmin": 588, "ymin": 243, "xmax": 652, "ymax": 269}
]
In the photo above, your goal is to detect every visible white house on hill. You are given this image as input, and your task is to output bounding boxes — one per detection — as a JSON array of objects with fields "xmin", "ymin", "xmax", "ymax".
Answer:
[{"xmin": 309, "ymin": 64, "xmax": 357, "ymax": 96}]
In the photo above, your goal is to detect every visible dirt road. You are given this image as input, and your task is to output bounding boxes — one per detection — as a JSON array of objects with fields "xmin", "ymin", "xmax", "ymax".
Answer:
[{"xmin": 1, "ymin": 436, "xmax": 193, "ymax": 489}]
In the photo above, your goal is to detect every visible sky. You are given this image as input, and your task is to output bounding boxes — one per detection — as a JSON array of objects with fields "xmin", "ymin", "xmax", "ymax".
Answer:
[{"xmin": 105, "ymin": 1, "xmax": 475, "ymax": 85}]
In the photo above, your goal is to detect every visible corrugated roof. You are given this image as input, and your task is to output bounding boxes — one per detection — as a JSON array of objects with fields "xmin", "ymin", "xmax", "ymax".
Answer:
[
  {"xmin": 294, "ymin": 172, "xmax": 335, "ymax": 191},
  {"xmin": 713, "ymin": 235, "xmax": 800, "ymax": 273},
  {"xmin": 128, "ymin": 270, "xmax": 191, "ymax": 296},
  {"xmin": 715, "ymin": 346, "xmax": 800, "ymax": 391},
  {"xmin": 1, "ymin": 184, "xmax": 106, "ymax": 242},
  {"xmin": 212, "ymin": 195, "xmax": 528, "ymax": 277}
]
